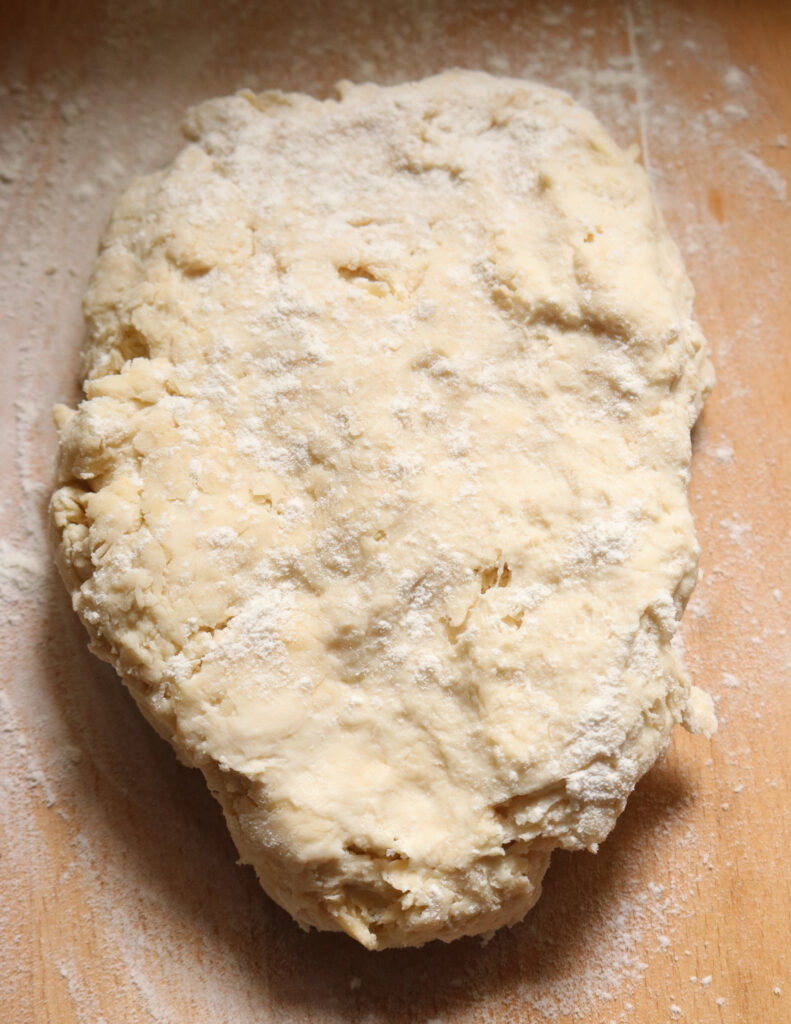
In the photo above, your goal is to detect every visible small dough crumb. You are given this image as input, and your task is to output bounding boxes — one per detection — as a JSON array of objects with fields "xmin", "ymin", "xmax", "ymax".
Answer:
[{"xmin": 682, "ymin": 685, "xmax": 718, "ymax": 738}]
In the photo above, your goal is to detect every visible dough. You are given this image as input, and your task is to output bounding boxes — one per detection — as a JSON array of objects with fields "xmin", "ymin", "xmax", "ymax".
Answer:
[{"xmin": 51, "ymin": 71, "xmax": 715, "ymax": 949}]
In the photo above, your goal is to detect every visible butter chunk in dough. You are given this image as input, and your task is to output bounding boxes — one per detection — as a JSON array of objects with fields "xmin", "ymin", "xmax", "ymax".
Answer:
[{"xmin": 51, "ymin": 71, "xmax": 715, "ymax": 949}]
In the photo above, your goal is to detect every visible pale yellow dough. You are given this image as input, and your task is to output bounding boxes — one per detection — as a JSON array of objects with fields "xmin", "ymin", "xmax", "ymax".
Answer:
[{"xmin": 51, "ymin": 71, "xmax": 715, "ymax": 949}]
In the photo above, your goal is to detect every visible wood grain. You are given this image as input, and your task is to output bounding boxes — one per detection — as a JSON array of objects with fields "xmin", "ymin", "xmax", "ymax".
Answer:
[{"xmin": 2, "ymin": 2, "xmax": 789, "ymax": 1022}]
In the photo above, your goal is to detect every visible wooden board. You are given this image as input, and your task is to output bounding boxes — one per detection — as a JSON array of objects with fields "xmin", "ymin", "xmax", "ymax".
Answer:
[{"xmin": 1, "ymin": 1, "xmax": 789, "ymax": 1021}]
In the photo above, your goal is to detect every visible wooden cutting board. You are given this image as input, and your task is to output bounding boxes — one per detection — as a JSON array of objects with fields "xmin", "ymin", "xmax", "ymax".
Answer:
[{"xmin": 2, "ymin": 1, "xmax": 789, "ymax": 1022}]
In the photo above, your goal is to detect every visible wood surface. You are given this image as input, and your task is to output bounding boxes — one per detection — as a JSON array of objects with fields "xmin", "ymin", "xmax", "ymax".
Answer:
[{"xmin": 1, "ymin": 1, "xmax": 789, "ymax": 1022}]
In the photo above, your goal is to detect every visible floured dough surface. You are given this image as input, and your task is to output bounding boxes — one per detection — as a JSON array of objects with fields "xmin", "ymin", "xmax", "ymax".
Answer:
[{"xmin": 51, "ymin": 70, "xmax": 715, "ymax": 949}]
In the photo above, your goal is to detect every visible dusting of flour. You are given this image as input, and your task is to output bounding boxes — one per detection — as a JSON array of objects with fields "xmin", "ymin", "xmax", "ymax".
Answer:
[{"xmin": 2, "ymin": 0, "xmax": 789, "ymax": 1021}]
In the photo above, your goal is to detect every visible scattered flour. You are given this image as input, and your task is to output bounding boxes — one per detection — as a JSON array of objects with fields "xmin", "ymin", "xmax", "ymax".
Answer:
[
  {"xmin": 722, "ymin": 65, "xmax": 748, "ymax": 92},
  {"xmin": 719, "ymin": 517, "xmax": 752, "ymax": 547},
  {"xmin": 0, "ymin": 539, "xmax": 47, "ymax": 601},
  {"xmin": 2, "ymin": 0, "xmax": 789, "ymax": 1021},
  {"xmin": 740, "ymin": 152, "xmax": 788, "ymax": 201},
  {"xmin": 723, "ymin": 102, "xmax": 748, "ymax": 122},
  {"xmin": 710, "ymin": 442, "xmax": 734, "ymax": 464}
]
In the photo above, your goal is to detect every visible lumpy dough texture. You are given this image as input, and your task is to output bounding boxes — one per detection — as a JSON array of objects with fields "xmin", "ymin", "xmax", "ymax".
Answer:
[{"xmin": 51, "ymin": 71, "xmax": 716, "ymax": 949}]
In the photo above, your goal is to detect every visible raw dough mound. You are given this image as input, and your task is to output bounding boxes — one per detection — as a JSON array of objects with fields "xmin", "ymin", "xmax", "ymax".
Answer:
[{"xmin": 51, "ymin": 71, "xmax": 715, "ymax": 949}]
